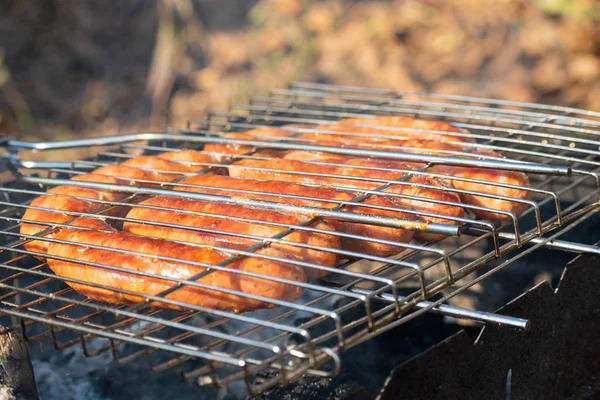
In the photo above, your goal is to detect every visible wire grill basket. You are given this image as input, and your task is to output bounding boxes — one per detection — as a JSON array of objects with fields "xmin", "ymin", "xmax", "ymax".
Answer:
[{"xmin": 0, "ymin": 82, "xmax": 599, "ymax": 393}]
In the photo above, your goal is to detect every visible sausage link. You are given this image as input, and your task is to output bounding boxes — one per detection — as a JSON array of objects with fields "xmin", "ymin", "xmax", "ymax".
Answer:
[
  {"xmin": 286, "ymin": 130, "xmax": 531, "ymax": 221},
  {"xmin": 327, "ymin": 116, "xmax": 474, "ymax": 143},
  {"xmin": 175, "ymin": 174, "xmax": 416, "ymax": 257},
  {"xmin": 123, "ymin": 196, "xmax": 340, "ymax": 280},
  {"xmin": 70, "ymin": 174, "xmax": 131, "ymax": 202},
  {"xmin": 121, "ymin": 156, "xmax": 200, "ymax": 181},
  {"xmin": 157, "ymin": 149, "xmax": 212, "ymax": 164},
  {"xmin": 92, "ymin": 164, "xmax": 164, "ymax": 187},
  {"xmin": 20, "ymin": 174, "xmax": 131, "ymax": 255},
  {"xmin": 429, "ymin": 162, "xmax": 532, "ymax": 221},
  {"xmin": 20, "ymin": 150, "xmax": 209, "ymax": 255},
  {"xmin": 229, "ymin": 156, "xmax": 463, "ymax": 242},
  {"xmin": 200, "ymin": 118, "xmax": 529, "ymax": 221},
  {"xmin": 203, "ymin": 128, "xmax": 292, "ymax": 161},
  {"xmin": 92, "ymin": 151, "xmax": 210, "ymax": 186},
  {"xmin": 21, "ymin": 194, "xmax": 98, "ymax": 256},
  {"xmin": 47, "ymin": 217, "xmax": 305, "ymax": 312}
]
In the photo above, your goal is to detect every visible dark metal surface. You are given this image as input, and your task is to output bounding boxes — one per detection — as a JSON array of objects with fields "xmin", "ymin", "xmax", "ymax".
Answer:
[
  {"xmin": 377, "ymin": 253, "xmax": 600, "ymax": 400},
  {"xmin": 245, "ymin": 310, "xmax": 473, "ymax": 400}
]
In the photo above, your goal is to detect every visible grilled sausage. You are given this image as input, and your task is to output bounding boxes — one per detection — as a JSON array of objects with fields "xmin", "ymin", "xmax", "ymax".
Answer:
[
  {"xmin": 203, "ymin": 128, "xmax": 293, "ymax": 161},
  {"xmin": 21, "ymin": 150, "xmax": 210, "ymax": 254},
  {"xmin": 123, "ymin": 196, "xmax": 341, "ymax": 279},
  {"xmin": 229, "ymin": 156, "xmax": 464, "ymax": 242},
  {"xmin": 92, "ymin": 164, "xmax": 166, "ymax": 187},
  {"xmin": 283, "ymin": 136, "xmax": 532, "ymax": 221},
  {"xmin": 121, "ymin": 156, "xmax": 201, "ymax": 181},
  {"xmin": 157, "ymin": 149, "xmax": 212, "ymax": 164},
  {"xmin": 46, "ymin": 217, "xmax": 306, "ymax": 312},
  {"xmin": 282, "ymin": 151, "xmax": 465, "ymax": 235},
  {"xmin": 429, "ymin": 155, "xmax": 532, "ymax": 221},
  {"xmin": 23, "ymin": 149, "xmax": 311, "ymax": 312},
  {"xmin": 20, "ymin": 175, "xmax": 131, "ymax": 255},
  {"xmin": 200, "ymin": 119, "xmax": 529, "ymax": 221},
  {"xmin": 174, "ymin": 174, "xmax": 416, "ymax": 257},
  {"xmin": 325, "ymin": 116, "xmax": 474, "ymax": 143},
  {"xmin": 203, "ymin": 116, "xmax": 469, "ymax": 160}
]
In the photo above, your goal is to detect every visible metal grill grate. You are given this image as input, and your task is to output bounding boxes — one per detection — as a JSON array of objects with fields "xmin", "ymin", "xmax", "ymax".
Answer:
[{"xmin": 0, "ymin": 82, "xmax": 599, "ymax": 393}]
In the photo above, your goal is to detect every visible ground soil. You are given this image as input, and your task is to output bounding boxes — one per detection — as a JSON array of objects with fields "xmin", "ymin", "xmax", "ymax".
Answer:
[{"xmin": 0, "ymin": 0, "xmax": 598, "ymax": 140}]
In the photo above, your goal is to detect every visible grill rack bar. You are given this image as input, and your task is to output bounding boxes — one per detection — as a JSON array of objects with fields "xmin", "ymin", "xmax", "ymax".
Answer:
[
  {"xmin": 287, "ymin": 81, "xmax": 600, "ymax": 119},
  {"xmin": 233, "ymin": 101, "xmax": 600, "ymax": 138},
  {"xmin": 65, "ymin": 152, "xmax": 516, "ymax": 238},
  {"xmin": 349, "ymin": 288, "xmax": 529, "ymax": 330},
  {"xmin": 13, "ymin": 174, "xmax": 456, "ymax": 236},
  {"xmin": 2, "ymin": 173, "xmax": 596, "ymax": 378},
  {"xmin": 4, "ymin": 133, "xmax": 572, "ymax": 175},
  {"xmin": 196, "ymin": 114, "xmax": 600, "ymax": 171},
  {"xmin": 265, "ymin": 90, "xmax": 600, "ymax": 129},
  {"xmin": 1, "ymin": 82, "xmax": 599, "ymax": 392},
  {"xmin": 265, "ymin": 89, "xmax": 600, "ymax": 131},
  {"xmin": 194, "ymin": 114, "xmax": 600, "ymax": 169}
]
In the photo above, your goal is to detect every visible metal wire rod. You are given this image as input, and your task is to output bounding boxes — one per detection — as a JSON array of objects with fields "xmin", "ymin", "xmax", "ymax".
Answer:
[
  {"xmin": 350, "ymin": 288, "xmax": 529, "ymax": 330},
  {"xmin": 4, "ymin": 132, "xmax": 572, "ymax": 175}
]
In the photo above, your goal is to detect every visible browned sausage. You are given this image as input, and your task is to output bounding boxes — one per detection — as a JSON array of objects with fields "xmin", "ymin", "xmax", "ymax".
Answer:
[
  {"xmin": 46, "ymin": 217, "xmax": 306, "ymax": 312},
  {"xmin": 229, "ymin": 156, "xmax": 464, "ymax": 242},
  {"xmin": 283, "ymin": 135, "xmax": 532, "ymax": 221},
  {"xmin": 92, "ymin": 164, "xmax": 165, "ymax": 187},
  {"xmin": 122, "ymin": 196, "xmax": 341, "ymax": 280},
  {"xmin": 174, "ymin": 174, "xmax": 416, "ymax": 257},
  {"xmin": 121, "ymin": 156, "xmax": 200, "ymax": 181},
  {"xmin": 20, "ymin": 150, "xmax": 210, "ymax": 255},
  {"xmin": 203, "ymin": 128, "xmax": 293, "ymax": 161},
  {"xmin": 203, "ymin": 116, "xmax": 469, "ymax": 160},
  {"xmin": 200, "ymin": 119, "xmax": 531, "ymax": 220},
  {"xmin": 157, "ymin": 149, "xmax": 212, "ymax": 164},
  {"xmin": 429, "ymin": 154, "xmax": 532, "ymax": 221},
  {"xmin": 21, "ymin": 174, "xmax": 131, "ymax": 255},
  {"xmin": 200, "ymin": 119, "xmax": 529, "ymax": 220},
  {"xmin": 326, "ymin": 116, "xmax": 474, "ymax": 143}
]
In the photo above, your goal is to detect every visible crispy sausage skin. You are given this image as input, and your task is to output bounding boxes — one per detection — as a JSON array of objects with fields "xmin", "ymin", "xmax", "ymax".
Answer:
[
  {"xmin": 229, "ymin": 156, "xmax": 464, "ymax": 242},
  {"xmin": 20, "ymin": 150, "xmax": 210, "ymax": 254},
  {"xmin": 123, "ymin": 196, "xmax": 341, "ymax": 280},
  {"xmin": 20, "ymin": 175, "xmax": 131, "ymax": 255},
  {"xmin": 282, "ymin": 137, "xmax": 532, "ymax": 221},
  {"xmin": 174, "ymin": 174, "xmax": 416, "ymax": 257},
  {"xmin": 199, "ymin": 120, "xmax": 530, "ymax": 222},
  {"xmin": 47, "ymin": 217, "xmax": 305, "ymax": 312}
]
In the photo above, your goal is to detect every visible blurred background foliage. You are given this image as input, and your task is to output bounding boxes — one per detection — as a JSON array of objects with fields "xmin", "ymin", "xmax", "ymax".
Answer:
[{"xmin": 0, "ymin": 0, "xmax": 599, "ymax": 141}]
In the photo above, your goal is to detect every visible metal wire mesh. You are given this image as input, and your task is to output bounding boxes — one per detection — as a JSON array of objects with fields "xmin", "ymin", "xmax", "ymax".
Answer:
[{"xmin": 0, "ymin": 82, "xmax": 599, "ymax": 393}]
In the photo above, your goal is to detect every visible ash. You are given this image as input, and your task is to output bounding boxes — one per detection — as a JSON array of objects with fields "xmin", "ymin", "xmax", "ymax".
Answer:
[{"xmin": 29, "ymin": 337, "xmax": 226, "ymax": 400}]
